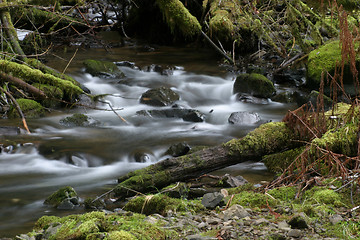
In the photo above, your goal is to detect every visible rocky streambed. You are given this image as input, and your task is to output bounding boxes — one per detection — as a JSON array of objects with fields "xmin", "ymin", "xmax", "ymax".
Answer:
[{"xmin": 11, "ymin": 177, "xmax": 360, "ymax": 240}]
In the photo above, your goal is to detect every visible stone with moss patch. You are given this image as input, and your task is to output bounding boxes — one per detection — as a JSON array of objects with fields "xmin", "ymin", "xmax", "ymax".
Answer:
[
  {"xmin": 140, "ymin": 86, "xmax": 180, "ymax": 106},
  {"xmin": 306, "ymin": 40, "xmax": 360, "ymax": 89},
  {"xmin": 8, "ymin": 98, "xmax": 45, "ymax": 119},
  {"xmin": 44, "ymin": 186, "xmax": 79, "ymax": 209},
  {"xmin": 83, "ymin": 59, "xmax": 125, "ymax": 78},
  {"xmin": 60, "ymin": 113, "xmax": 100, "ymax": 127},
  {"xmin": 233, "ymin": 73, "xmax": 276, "ymax": 98}
]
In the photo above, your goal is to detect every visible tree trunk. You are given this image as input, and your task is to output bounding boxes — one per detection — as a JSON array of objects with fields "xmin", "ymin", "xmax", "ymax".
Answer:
[
  {"xmin": 114, "ymin": 121, "xmax": 297, "ymax": 198},
  {"xmin": 0, "ymin": 0, "xmax": 25, "ymax": 59}
]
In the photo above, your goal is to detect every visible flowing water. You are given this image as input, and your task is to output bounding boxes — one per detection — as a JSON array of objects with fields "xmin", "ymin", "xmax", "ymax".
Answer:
[{"xmin": 0, "ymin": 44, "xmax": 296, "ymax": 237}]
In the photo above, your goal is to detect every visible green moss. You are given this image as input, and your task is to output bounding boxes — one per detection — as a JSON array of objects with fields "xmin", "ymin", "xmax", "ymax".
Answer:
[
  {"xmin": 105, "ymin": 231, "xmax": 136, "ymax": 240},
  {"xmin": 209, "ymin": 9, "xmax": 234, "ymax": 40},
  {"xmin": 34, "ymin": 216, "xmax": 61, "ymax": 230},
  {"xmin": 124, "ymin": 194, "xmax": 204, "ymax": 215},
  {"xmin": 311, "ymin": 123, "xmax": 358, "ymax": 156},
  {"xmin": 263, "ymin": 147, "xmax": 305, "ymax": 173},
  {"xmin": 44, "ymin": 186, "xmax": 78, "ymax": 208},
  {"xmin": 83, "ymin": 59, "xmax": 125, "ymax": 77},
  {"xmin": 233, "ymin": 73, "xmax": 276, "ymax": 98},
  {"xmin": 231, "ymin": 191, "xmax": 277, "ymax": 208},
  {"xmin": 306, "ymin": 40, "xmax": 360, "ymax": 89},
  {"xmin": 156, "ymin": 0, "xmax": 201, "ymax": 38},
  {"xmin": 8, "ymin": 98, "xmax": 45, "ymax": 118},
  {"xmin": 304, "ymin": 187, "xmax": 346, "ymax": 208},
  {"xmin": 227, "ymin": 183, "xmax": 256, "ymax": 195},
  {"xmin": 325, "ymin": 220, "xmax": 360, "ymax": 239},
  {"xmin": 224, "ymin": 121, "xmax": 295, "ymax": 159},
  {"xmin": 267, "ymin": 186, "xmax": 297, "ymax": 202},
  {"xmin": 0, "ymin": 60, "xmax": 83, "ymax": 100}
]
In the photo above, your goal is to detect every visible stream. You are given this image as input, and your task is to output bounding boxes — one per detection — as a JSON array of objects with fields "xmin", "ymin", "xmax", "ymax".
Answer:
[{"xmin": 0, "ymin": 44, "xmax": 296, "ymax": 237}]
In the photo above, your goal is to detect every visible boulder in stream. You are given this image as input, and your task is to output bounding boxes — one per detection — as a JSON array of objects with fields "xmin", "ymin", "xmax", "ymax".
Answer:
[
  {"xmin": 233, "ymin": 73, "xmax": 276, "ymax": 98},
  {"xmin": 228, "ymin": 111, "xmax": 261, "ymax": 125},
  {"xmin": 83, "ymin": 59, "xmax": 125, "ymax": 78},
  {"xmin": 136, "ymin": 108, "xmax": 204, "ymax": 122},
  {"xmin": 140, "ymin": 86, "xmax": 180, "ymax": 106},
  {"xmin": 44, "ymin": 186, "xmax": 80, "ymax": 209},
  {"xmin": 165, "ymin": 142, "xmax": 191, "ymax": 157}
]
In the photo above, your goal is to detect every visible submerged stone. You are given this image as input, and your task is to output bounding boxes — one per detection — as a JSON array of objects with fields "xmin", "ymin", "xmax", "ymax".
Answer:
[
  {"xmin": 136, "ymin": 108, "xmax": 204, "ymax": 122},
  {"xmin": 60, "ymin": 113, "xmax": 99, "ymax": 127},
  {"xmin": 165, "ymin": 142, "xmax": 191, "ymax": 157}
]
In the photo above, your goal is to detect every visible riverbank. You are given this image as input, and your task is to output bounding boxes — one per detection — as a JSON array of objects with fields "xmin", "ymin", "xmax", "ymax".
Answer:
[{"xmin": 12, "ymin": 177, "xmax": 360, "ymax": 239}]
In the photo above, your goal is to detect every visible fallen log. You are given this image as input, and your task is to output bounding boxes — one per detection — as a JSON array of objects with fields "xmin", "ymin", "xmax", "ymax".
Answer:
[{"xmin": 114, "ymin": 121, "xmax": 298, "ymax": 199}]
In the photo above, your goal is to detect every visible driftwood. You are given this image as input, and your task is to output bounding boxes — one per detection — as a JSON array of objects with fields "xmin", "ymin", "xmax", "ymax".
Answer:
[{"xmin": 114, "ymin": 122, "xmax": 297, "ymax": 199}]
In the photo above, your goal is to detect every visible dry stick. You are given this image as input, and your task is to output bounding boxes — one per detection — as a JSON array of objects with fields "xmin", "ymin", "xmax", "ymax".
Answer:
[
  {"xmin": 201, "ymin": 30, "xmax": 234, "ymax": 65},
  {"xmin": 98, "ymin": 100, "xmax": 127, "ymax": 124},
  {"xmin": 0, "ymin": 85, "xmax": 30, "ymax": 133},
  {"xmin": 62, "ymin": 48, "xmax": 78, "ymax": 74}
]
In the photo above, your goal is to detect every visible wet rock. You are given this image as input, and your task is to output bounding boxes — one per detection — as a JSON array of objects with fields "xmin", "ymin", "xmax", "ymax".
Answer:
[
  {"xmin": 165, "ymin": 142, "xmax": 191, "ymax": 157},
  {"xmin": 182, "ymin": 110, "xmax": 205, "ymax": 122},
  {"xmin": 60, "ymin": 113, "xmax": 100, "ymax": 127},
  {"xmin": 133, "ymin": 151, "xmax": 150, "ymax": 163},
  {"xmin": 237, "ymin": 95, "xmax": 270, "ymax": 104},
  {"xmin": 222, "ymin": 204, "xmax": 250, "ymax": 220},
  {"xmin": 201, "ymin": 192, "xmax": 224, "ymax": 209},
  {"xmin": 228, "ymin": 111, "xmax": 261, "ymax": 125},
  {"xmin": 136, "ymin": 109, "xmax": 204, "ymax": 122},
  {"xmin": 140, "ymin": 86, "xmax": 179, "ymax": 106},
  {"xmin": 115, "ymin": 61, "xmax": 137, "ymax": 69},
  {"xmin": 288, "ymin": 214, "xmax": 308, "ymax": 229},
  {"xmin": 308, "ymin": 90, "xmax": 333, "ymax": 110},
  {"xmin": 83, "ymin": 59, "xmax": 125, "ymax": 78},
  {"xmin": 233, "ymin": 73, "xmax": 276, "ymax": 98},
  {"xmin": 44, "ymin": 186, "xmax": 80, "ymax": 209},
  {"xmin": 143, "ymin": 64, "xmax": 174, "ymax": 75},
  {"xmin": 273, "ymin": 68, "xmax": 306, "ymax": 86}
]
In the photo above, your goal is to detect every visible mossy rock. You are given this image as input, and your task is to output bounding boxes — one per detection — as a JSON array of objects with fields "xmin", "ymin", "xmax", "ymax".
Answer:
[
  {"xmin": 44, "ymin": 186, "xmax": 79, "ymax": 208},
  {"xmin": 83, "ymin": 59, "xmax": 125, "ymax": 78},
  {"xmin": 60, "ymin": 113, "xmax": 100, "ymax": 127},
  {"xmin": 306, "ymin": 40, "xmax": 360, "ymax": 90},
  {"xmin": 124, "ymin": 194, "xmax": 204, "ymax": 215},
  {"xmin": 8, "ymin": 98, "xmax": 45, "ymax": 119},
  {"xmin": 33, "ymin": 211, "xmax": 175, "ymax": 240},
  {"xmin": 140, "ymin": 86, "xmax": 180, "ymax": 106},
  {"xmin": 233, "ymin": 73, "xmax": 276, "ymax": 98}
]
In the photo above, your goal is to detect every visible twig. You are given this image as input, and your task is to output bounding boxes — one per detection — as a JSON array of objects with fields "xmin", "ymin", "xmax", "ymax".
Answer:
[
  {"xmin": 200, "ymin": 30, "xmax": 234, "ymax": 65},
  {"xmin": 62, "ymin": 48, "xmax": 78, "ymax": 74},
  {"xmin": 98, "ymin": 99, "xmax": 127, "ymax": 124},
  {"xmin": 91, "ymin": 188, "xmax": 114, "ymax": 203},
  {"xmin": 0, "ymin": 85, "xmax": 30, "ymax": 133}
]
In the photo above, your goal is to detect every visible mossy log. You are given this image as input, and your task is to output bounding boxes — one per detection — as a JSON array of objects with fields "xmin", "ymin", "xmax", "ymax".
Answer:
[{"xmin": 115, "ymin": 122, "xmax": 297, "ymax": 198}]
